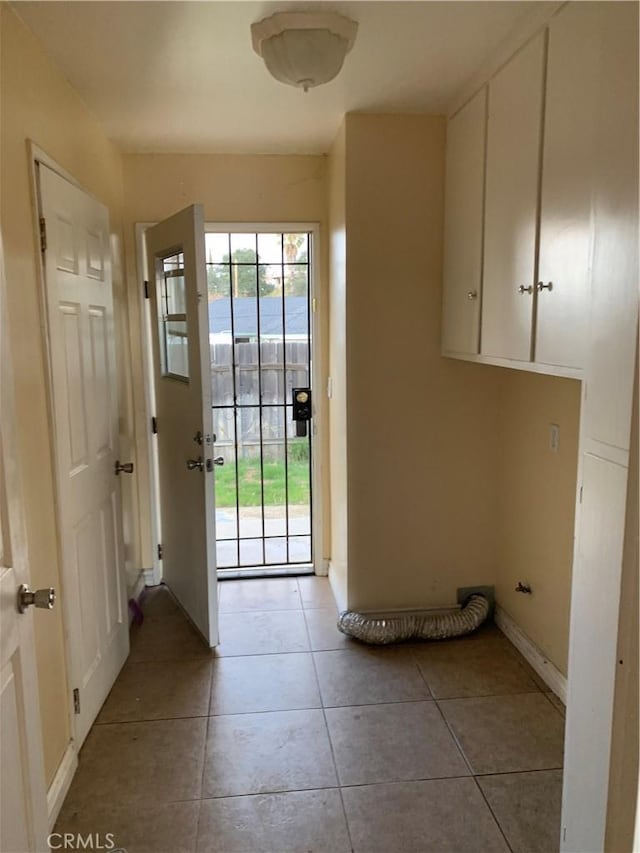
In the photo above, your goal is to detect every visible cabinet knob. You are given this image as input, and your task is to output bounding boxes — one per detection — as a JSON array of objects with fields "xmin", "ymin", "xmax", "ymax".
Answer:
[
  {"xmin": 518, "ymin": 284, "xmax": 534, "ymax": 294},
  {"xmin": 537, "ymin": 281, "xmax": 553, "ymax": 291},
  {"xmin": 467, "ymin": 290, "xmax": 478, "ymax": 300}
]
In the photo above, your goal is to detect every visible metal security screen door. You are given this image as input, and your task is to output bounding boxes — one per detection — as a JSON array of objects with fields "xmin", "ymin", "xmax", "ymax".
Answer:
[{"xmin": 206, "ymin": 229, "xmax": 314, "ymax": 574}]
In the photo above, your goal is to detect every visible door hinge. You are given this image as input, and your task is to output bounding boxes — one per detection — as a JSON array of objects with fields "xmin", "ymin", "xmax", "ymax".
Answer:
[
  {"xmin": 157, "ymin": 544, "xmax": 163, "ymax": 560},
  {"xmin": 579, "ymin": 485, "xmax": 583, "ymax": 503},
  {"xmin": 73, "ymin": 688, "xmax": 80, "ymax": 714},
  {"xmin": 39, "ymin": 217, "xmax": 47, "ymax": 253},
  {"xmin": 143, "ymin": 280, "xmax": 150, "ymax": 299},
  {"xmin": 312, "ymin": 297, "xmax": 317, "ymax": 313},
  {"xmin": 151, "ymin": 416, "xmax": 158, "ymax": 434}
]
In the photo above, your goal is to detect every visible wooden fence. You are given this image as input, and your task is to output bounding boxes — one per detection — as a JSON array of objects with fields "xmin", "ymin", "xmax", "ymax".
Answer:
[{"xmin": 211, "ymin": 342, "xmax": 309, "ymax": 460}]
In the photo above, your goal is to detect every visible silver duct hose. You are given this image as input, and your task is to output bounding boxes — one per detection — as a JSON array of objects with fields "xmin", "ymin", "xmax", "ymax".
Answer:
[{"xmin": 337, "ymin": 593, "xmax": 490, "ymax": 644}]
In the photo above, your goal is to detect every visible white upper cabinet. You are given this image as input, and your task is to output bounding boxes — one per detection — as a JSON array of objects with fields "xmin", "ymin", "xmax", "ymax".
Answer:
[
  {"xmin": 535, "ymin": 3, "xmax": 599, "ymax": 369},
  {"xmin": 442, "ymin": 88, "xmax": 487, "ymax": 355},
  {"xmin": 481, "ymin": 32, "xmax": 546, "ymax": 362}
]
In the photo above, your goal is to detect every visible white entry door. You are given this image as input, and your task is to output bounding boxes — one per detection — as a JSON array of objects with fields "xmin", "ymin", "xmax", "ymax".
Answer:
[
  {"xmin": 146, "ymin": 206, "xmax": 219, "ymax": 646},
  {"xmin": 0, "ymin": 238, "xmax": 49, "ymax": 851},
  {"xmin": 38, "ymin": 164, "xmax": 129, "ymax": 747}
]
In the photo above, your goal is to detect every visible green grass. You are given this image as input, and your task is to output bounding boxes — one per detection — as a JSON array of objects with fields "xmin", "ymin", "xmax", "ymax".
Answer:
[{"xmin": 215, "ymin": 456, "xmax": 310, "ymax": 507}]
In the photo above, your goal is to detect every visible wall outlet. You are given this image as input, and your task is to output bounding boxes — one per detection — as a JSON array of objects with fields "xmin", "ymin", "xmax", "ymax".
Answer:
[{"xmin": 550, "ymin": 423, "xmax": 560, "ymax": 452}]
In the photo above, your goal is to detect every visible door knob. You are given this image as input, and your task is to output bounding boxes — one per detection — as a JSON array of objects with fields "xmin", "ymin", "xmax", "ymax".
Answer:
[
  {"xmin": 114, "ymin": 460, "xmax": 134, "ymax": 475},
  {"xmin": 18, "ymin": 584, "xmax": 56, "ymax": 614},
  {"xmin": 186, "ymin": 457, "xmax": 204, "ymax": 471},
  {"xmin": 518, "ymin": 284, "xmax": 534, "ymax": 294},
  {"xmin": 213, "ymin": 456, "xmax": 225, "ymax": 466},
  {"xmin": 467, "ymin": 290, "xmax": 478, "ymax": 300},
  {"xmin": 537, "ymin": 281, "xmax": 553, "ymax": 291}
]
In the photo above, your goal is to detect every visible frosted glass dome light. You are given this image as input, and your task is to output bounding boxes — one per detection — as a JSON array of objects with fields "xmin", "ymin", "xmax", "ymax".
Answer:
[{"xmin": 251, "ymin": 12, "xmax": 358, "ymax": 92}]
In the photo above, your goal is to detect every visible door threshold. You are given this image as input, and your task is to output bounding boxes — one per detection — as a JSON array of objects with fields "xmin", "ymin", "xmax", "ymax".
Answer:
[{"xmin": 217, "ymin": 564, "xmax": 314, "ymax": 581}]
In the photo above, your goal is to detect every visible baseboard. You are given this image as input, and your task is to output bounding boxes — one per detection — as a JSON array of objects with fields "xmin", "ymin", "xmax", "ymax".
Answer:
[
  {"xmin": 495, "ymin": 604, "xmax": 567, "ymax": 704},
  {"xmin": 315, "ymin": 558, "xmax": 329, "ymax": 577},
  {"xmin": 327, "ymin": 562, "xmax": 347, "ymax": 612},
  {"xmin": 47, "ymin": 741, "xmax": 78, "ymax": 829},
  {"xmin": 143, "ymin": 566, "xmax": 158, "ymax": 586}
]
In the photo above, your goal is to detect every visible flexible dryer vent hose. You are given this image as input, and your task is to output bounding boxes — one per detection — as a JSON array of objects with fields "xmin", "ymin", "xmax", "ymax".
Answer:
[{"xmin": 337, "ymin": 594, "xmax": 490, "ymax": 645}]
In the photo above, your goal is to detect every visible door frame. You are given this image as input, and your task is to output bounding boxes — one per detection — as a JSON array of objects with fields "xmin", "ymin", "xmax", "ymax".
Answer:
[
  {"xmin": 136, "ymin": 221, "xmax": 325, "ymax": 582},
  {"xmin": 28, "ymin": 143, "xmax": 128, "ymax": 816}
]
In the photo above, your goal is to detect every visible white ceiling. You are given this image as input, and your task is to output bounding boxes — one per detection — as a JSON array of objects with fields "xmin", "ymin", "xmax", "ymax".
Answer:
[{"xmin": 15, "ymin": 1, "xmax": 542, "ymax": 154}]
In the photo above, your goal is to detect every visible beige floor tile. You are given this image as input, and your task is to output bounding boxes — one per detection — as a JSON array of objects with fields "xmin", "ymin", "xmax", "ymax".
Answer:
[
  {"xmin": 202, "ymin": 709, "xmax": 337, "ymax": 797},
  {"xmin": 314, "ymin": 647, "xmax": 431, "ymax": 706},
  {"xmin": 219, "ymin": 578, "xmax": 302, "ymax": 612},
  {"xmin": 55, "ymin": 800, "xmax": 199, "ymax": 853},
  {"xmin": 440, "ymin": 693, "xmax": 565, "ymax": 774},
  {"xmin": 97, "ymin": 660, "xmax": 212, "ymax": 723},
  {"xmin": 478, "ymin": 770, "xmax": 563, "ymax": 853},
  {"xmin": 129, "ymin": 611, "xmax": 212, "ymax": 663},
  {"xmin": 216, "ymin": 610, "xmax": 310, "ymax": 656},
  {"xmin": 297, "ymin": 576, "xmax": 337, "ymax": 610},
  {"xmin": 196, "ymin": 789, "xmax": 351, "ymax": 852},
  {"xmin": 304, "ymin": 608, "xmax": 359, "ymax": 651},
  {"xmin": 326, "ymin": 701, "xmax": 469, "ymax": 786},
  {"xmin": 342, "ymin": 778, "xmax": 509, "ymax": 852},
  {"xmin": 63, "ymin": 718, "xmax": 207, "ymax": 810},
  {"xmin": 138, "ymin": 584, "xmax": 182, "ymax": 618},
  {"xmin": 413, "ymin": 635, "xmax": 539, "ymax": 699},
  {"xmin": 210, "ymin": 653, "xmax": 321, "ymax": 714}
]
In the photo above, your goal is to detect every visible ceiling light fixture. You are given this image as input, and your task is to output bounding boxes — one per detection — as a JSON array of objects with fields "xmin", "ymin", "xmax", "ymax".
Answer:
[{"xmin": 251, "ymin": 11, "xmax": 358, "ymax": 92}]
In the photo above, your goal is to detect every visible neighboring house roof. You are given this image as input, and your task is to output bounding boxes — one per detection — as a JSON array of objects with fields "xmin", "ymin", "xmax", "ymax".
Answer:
[{"xmin": 208, "ymin": 297, "xmax": 308, "ymax": 338}]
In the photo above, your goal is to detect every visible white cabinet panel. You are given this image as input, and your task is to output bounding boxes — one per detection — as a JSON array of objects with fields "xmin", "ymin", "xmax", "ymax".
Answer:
[
  {"xmin": 442, "ymin": 88, "xmax": 486, "ymax": 355},
  {"xmin": 535, "ymin": 3, "xmax": 600, "ymax": 370},
  {"xmin": 481, "ymin": 32, "xmax": 545, "ymax": 362},
  {"xmin": 561, "ymin": 453, "xmax": 628, "ymax": 853},
  {"xmin": 584, "ymin": 2, "xmax": 639, "ymax": 453}
]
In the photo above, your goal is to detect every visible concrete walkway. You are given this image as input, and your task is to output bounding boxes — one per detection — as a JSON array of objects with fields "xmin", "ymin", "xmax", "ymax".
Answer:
[{"xmin": 216, "ymin": 505, "xmax": 311, "ymax": 567}]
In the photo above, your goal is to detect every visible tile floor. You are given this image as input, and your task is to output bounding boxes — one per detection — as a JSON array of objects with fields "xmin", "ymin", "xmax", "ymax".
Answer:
[{"xmin": 56, "ymin": 577, "xmax": 565, "ymax": 853}]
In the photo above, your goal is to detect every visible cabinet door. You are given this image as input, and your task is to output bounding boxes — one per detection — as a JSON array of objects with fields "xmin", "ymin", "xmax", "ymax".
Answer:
[
  {"xmin": 481, "ymin": 32, "xmax": 545, "ymax": 361},
  {"xmin": 442, "ymin": 88, "xmax": 487, "ymax": 355},
  {"xmin": 535, "ymin": 4, "xmax": 599, "ymax": 369}
]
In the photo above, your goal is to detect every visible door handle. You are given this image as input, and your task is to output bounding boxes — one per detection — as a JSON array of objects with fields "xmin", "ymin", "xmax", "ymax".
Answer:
[
  {"xmin": 18, "ymin": 584, "xmax": 56, "ymax": 614},
  {"xmin": 518, "ymin": 284, "xmax": 534, "ymax": 294},
  {"xmin": 115, "ymin": 460, "xmax": 134, "ymax": 475},
  {"xmin": 536, "ymin": 281, "xmax": 554, "ymax": 292},
  {"xmin": 186, "ymin": 457, "xmax": 204, "ymax": 471},
  {"xmin": 213, "ymin": 456, "xmax": 224, "ymax": 466}
]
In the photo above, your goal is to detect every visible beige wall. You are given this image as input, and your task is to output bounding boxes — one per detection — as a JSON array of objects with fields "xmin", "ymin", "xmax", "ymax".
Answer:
[
  {"xmin": 327, "ymin": 123, "xmax": 348, "ymax": 609},
  {"xmin": 495, "ymin": 370, "xmax": 581, "ymax": 674},
  {"xmin": 332, "ymin": 113, "xmax": 579, "ymax": 681},
  {"xmin": 0, "ymin": 4, "xmax": 130, "ymax": 785},
  {"xmin": 121, "ymin": 153, "xmax": 330, "ymax": 571},
  {"xmin": 342, "ymin": 114, "xmax": 502, "ymax": 611}
]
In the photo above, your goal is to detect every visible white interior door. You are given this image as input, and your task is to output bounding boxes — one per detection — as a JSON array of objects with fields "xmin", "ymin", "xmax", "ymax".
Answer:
[
  {"xmin": 0, "ymin": 236, "xmax": 49, "ymax": 852},
  {"xmin": 38, "ymin": 164, "xmax": 129, "ymax": 747},
  {"xmin": 146, "ymin": 205, "xmax": 219, "ymax": 646}
]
